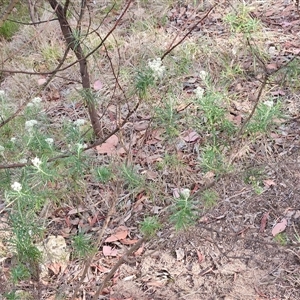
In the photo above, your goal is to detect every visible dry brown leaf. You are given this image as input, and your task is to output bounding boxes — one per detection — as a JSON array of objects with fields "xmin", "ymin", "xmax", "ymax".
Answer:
[
  {"xmin": 105, "ymin": 227, "xmax": 128, "ymax": 243},
  {"xmin": 134, "ymin": 121, "xmax": 149, "ymax": 131},
  {"xmin": 120, "ymin": 238, "xmax": 139, "ymax": 245},
  {"xmin": 263, "ymin": 179, "xmax": 276, "ymax": 188},
  {"xmin": 272, "ymin": 218, "xmax": 287, "ymax": 236},
  {"xmin": 103, "ymin": 245, "xmax": 118, "ymax": 256},
  {"xmin": 134, "ymin": 243, "xmax": 144, "ymax": 256},
  {"xmin": 47, "ymin": 262, "xmax": 61, "ymax": 275},
  {"xmin": 183, "ymin": 131, "xmax": 200, "ymax": 142},
  {"xmin": 147, "ymin": 280, "xmax": 165, "ymax": 287},
  {"xmin": 93, "ymin": 79, "xmax": 103, "ymax": 91},
  {"xmin": 259, "ymin": 212, "xmax": 269, "ymax": 233},
  {"xmin": 196, "ymin": 249, "xmax": 204, "ymax": 263}
]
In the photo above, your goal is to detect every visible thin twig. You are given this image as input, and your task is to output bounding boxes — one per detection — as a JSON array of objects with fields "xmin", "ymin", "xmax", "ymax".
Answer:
[
  {"xmin": 71, "ymin": 185, "xmax": 118, "ymax": 300},
  {"xmin": 161, "ymin": 4, "xmax": 217, "ymax": 60},
  {"xmin": 92, "ymin": 237, "xmax": 146, "ymax": 300}
]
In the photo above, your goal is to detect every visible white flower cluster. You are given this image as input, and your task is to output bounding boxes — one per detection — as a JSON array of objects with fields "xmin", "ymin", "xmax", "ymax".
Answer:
[
  {"xmin": 31, "ymin": 157, "xmax": 42, "ymax": 168},
  {"xmin": 148, "ymin": 58, "xmax": 166, "ymax": 80},
  {"xmin": 76, "ymin": 143, "xmax": 87, "ymax": 151},
  {"xmin": 10, "ymin": 137, "xmax": 16, "ymax": 143},
  {"xmin": 25, "ymin": 120, "xmax": 38, "ymax": 132},
  {"xmin": 45, "ymin": 138, "xmax": 54, "ymax": 146},
  {"xmin": 11, "ymin": 181, "xmax": 22, "ymax": 192},
  {"xmin": 0, "ymin": 90, "xmax": 5, "ymax": 97},
  {"xmin": 199, "ymin": 70, "xmax": 208, "ymax": 81},
  {"xmin": 180, "ymin": 188, "xmax": 191, "ymax": 200},
  {"xmin": 73, "ymin": 119, "xmax": 86, "ymax": 127},
  {"xmin": 27, "ymin": 97, "xmax": 42, "ymax": 107},
  {"xmin": 195, "ymin": 86, "xmax": 204, "ymax": 99},
  {"xmin": 264, "ymin": 100, "xmax": 274, "ymax": 108}
]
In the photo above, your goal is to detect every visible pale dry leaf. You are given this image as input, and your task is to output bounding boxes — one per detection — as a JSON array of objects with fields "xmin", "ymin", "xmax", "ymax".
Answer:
[
  {"xmin": 106, "ymin": 135, "xmax": 119, "ymax": 146},
  {"xmin": 93, "ymin": 79, "xmax": 103, "ymax": 91},
  {"xmin": 175, "ymin": 248, "xmax": 185, "ymax": 261},
  {"xmin": 183, "ymin": 131, "xmax": 200, "ymax": 142},
  {"xmin": 103, "ymin": 245, "xmax": 118, "ymax": 256},
  {"xmin": 272, "ymin": 218, "xmax": 288, "ymax": 236},
  {"xmin": 120, "ymin": 238, "xmax": 139, "ymax": 245},
  {"xmin": 134, "ymin": 243, "xmax": 144, "ymax": 256},
  {"xmin": 105, "ymin": 226, "xmax": 129, "ymax": 242},
  {"xmin": 263, "ymin": 179, "xmax": 276, "ymax": 188},
  {"xmin": 134, "ymin": 121, "xmax": 149, "ymax": 131},
  {"xmin": 37, "ymin": 78, "xmax": 47, "ymax": 85}
]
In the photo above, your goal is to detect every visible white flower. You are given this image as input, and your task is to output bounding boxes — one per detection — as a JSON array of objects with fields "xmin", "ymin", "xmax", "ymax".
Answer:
[
  {"xmin": 27, "ymin": 102, "xmax": 34, "ymax": 107},
  {"xmin": 264, "ymin": 100, "xmax": 274, "ymax": 108},
  {"xmin": 25, "ymin": 120, "xmax": 38, "ymax": 132},
  {"xmin": 199, "ymin": 70, "xmax": 208, "ymax": 81},
  {"xmin": 32, "ymin": 97, "xmax": 42, "ymax": 105},
  {"xmin": 73, "ymin": 119, "xmax": 86, "ymax": 127},
  {"xmin": 0, "ymin": 90, "xmax": 5, "ymax": 97},
  {"xmin": 31, "ymin": 157, "xmax": 42, "ymax": 168},
  {"xmin": 195, "ymin": 86, "xmax": 204, "ymax": 99},
  {"xmin": 19, "ymin": 158, "xmax": 27, "ymax": 164},
  {"xmin": 76, "ymin": 143, "xmax": 87, "ymax": 151},
  {"xmin": 11, "ymin": 181, "xmax": 22, "ymax": 192},
  {"xmin": 45, "ymin": 138, "xmax": 54, "ymax": 146},
  {"xmin": 0, "ymin": 145, "xmax": 4, "ymax": 153},
  {"xmin": 10, "ymin": 137, "xmax": 16, "ymax": 143},
  {"xmin": 180, "ymin": 188, "xmax": 191, "ymax": 199},
  {"xmin": 148, "ymin": 58, "xmax": 166, "ymax": 80}
]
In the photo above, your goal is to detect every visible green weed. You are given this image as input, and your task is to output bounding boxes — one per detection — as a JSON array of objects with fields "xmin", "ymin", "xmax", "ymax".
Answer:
[
  {"xmin": 140, "ymin": 216, "xmax": 161, "ymax": 237},
  {"xmin": 245, "ymin": 100, "xmax": 284, "ymax": 134},
  {"xmin": 202, "ymin": 189, "xmax": 218, "ymax": 208},
  {"xmin": 224, "ymin": 5, "xmax": 261, "ymax": 35},
  {"xmin": 170, "ymin": 189, "xmax": 196, "ymax": 230},
  {"xmin": 274, "ymin": 232, "xmax": 288, "ymax": 246},
  {"xmin": 72, "ymin": 232, "xmax": 96, "ymax": 258}
]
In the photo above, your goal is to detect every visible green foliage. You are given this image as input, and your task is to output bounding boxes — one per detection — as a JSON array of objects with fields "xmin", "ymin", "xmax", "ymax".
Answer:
[
  {"xmin": 72, "ymin": 232, "xmax": 96, "ymax": 258},
  {"xmin": 0, "ymin": 20, "xmax": 19, "ymax": 39},
  {"xmin": 94, "ymin": 166, "xmax": 112, "ymax": 183},
  {"xmin": 224, "ymin": 5, "xmax": 261, "ymax": 35},
  {"xmin": 194, "ymin": 89, "xmax": 235, "ymax": 134},
  {"xmin": 245, "ymin": 100, "xmax": 283, "ymax": 134},
  {"xmin": 155, "ymin": 96, "xmax": 179, "ymax": 137},
  {"xmin": 10, "ymin": 263, "xmax": 31, "ymax": 284},
  {"xmin": 122, "ymin": 164, "xmax": 145, "ymax": 190},
  {"xmin": 170, "ymin": 189, "xmax": 196, "ymax": 230},
  {"xmin": 202, "ymin": 189, "xmax": 218, "ymax": 208},
  {"xmin": 4, "ymin": 291, "xmax": 20, "ymax": 300},
  {"xmin": 200, "ymin": 143, "xmax": 227, "ymax": 175},
  {"xmin": 140, "ymin": 216, "xmax": 161, "ymax": 237},
  {"xmin": 274, "ymin": 232, "xmax": 288, "ymax": 246},
  {"xmin": 135, "ymin": 69, "xmax": 155, "ymax": 98}
]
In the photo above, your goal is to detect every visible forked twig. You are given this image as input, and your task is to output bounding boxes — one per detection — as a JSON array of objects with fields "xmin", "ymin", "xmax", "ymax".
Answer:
[{"xmin": 161, "ymin": 4, "xmax": 217, "ymax": 60}]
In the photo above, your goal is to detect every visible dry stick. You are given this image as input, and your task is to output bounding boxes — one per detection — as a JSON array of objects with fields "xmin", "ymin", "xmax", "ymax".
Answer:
[
  {"xmin": 48, "ymin": 0, "xmax": 102, "ymax": 138},
  {"xmin": 0, "ymin": 44, "xmax": 71, "ymax": 129},
  {"xmin": 161, "ymin": 4, "xmax": 217, "ymax": 61},
  {"xmin": 92, "ymin": 237, "xmax": 146, "ymax": 300},
  {"xmin": 0, "ymin": 0, "xmax": 132, "ymax": 76},
  {"xmin": 0, "ymin": 0, "xmax": 18, "ymax": 27},
  {"xmin": 71, "ymin": 189, "xmax": 118, "ymax": 300}
]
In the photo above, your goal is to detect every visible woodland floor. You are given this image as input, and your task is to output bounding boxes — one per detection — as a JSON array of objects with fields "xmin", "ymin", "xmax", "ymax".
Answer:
[{"xmin": 1, "ymin": 0, "xmax": 300, "ymax": 299}]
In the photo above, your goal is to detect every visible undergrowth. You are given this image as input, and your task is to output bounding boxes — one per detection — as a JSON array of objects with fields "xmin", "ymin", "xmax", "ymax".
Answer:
[{"xmin": 0, "ymin": 0, "xmax": 296, "ymax": 298}]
